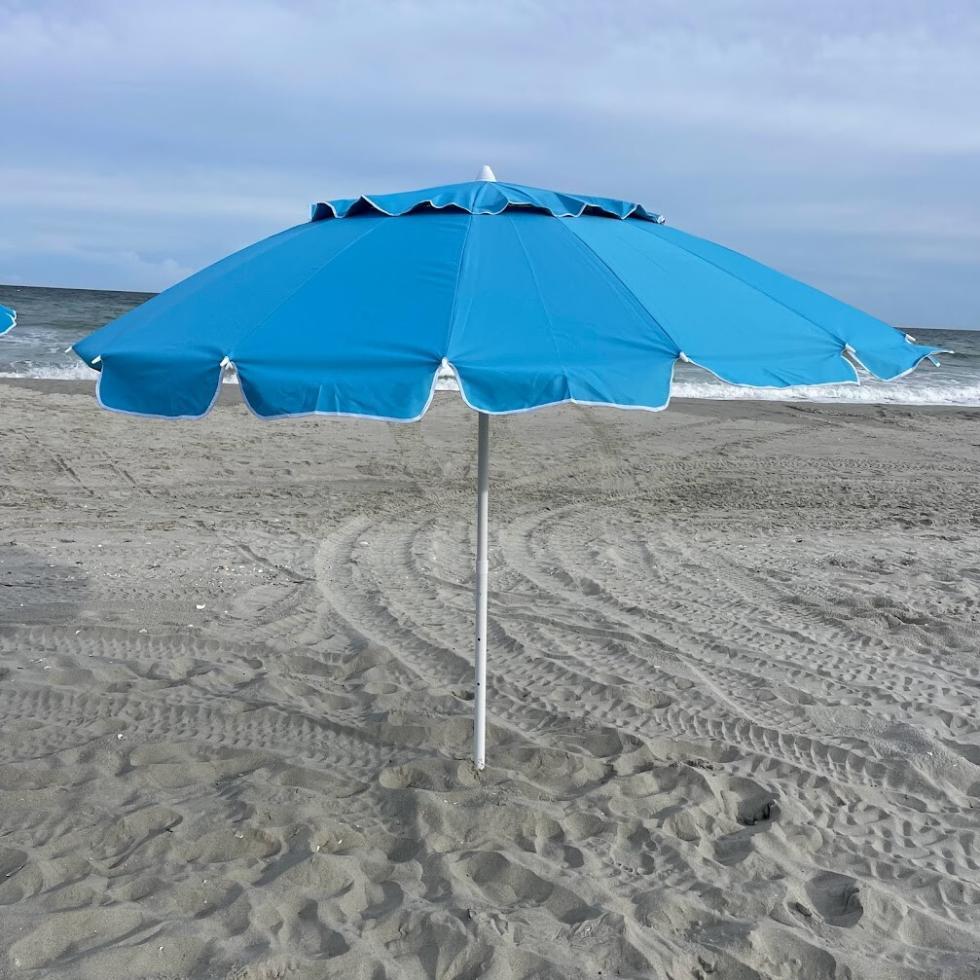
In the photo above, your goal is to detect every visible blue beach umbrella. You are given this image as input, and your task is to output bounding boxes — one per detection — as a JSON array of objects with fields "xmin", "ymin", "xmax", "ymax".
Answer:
[
  {"xmin": 0, "ymin": 304, "xmax": 14, "ymax": 335},
  {"xmin": 73, "ymin": 167, "xmax": 945, "ymax": 769}
]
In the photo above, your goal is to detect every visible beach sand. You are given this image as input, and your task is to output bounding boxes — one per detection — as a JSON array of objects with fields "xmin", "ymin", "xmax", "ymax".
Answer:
[{"xmin": 1, "ymin": 379, "xmax": 978, "ymax": 979}]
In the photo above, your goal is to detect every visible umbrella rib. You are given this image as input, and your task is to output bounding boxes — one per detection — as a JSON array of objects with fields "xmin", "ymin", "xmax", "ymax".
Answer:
[
  {"xmin": 636, "ymin": 225, "xmax": 857, "ymax": 358},
  {"xmin": 442, "ymin": 214, "xmax": 475, "ymax": 363},
  {"xmin": 507, "ymin": 214, "xmax": 572, "ymax": 400},
  {"xmin": 225, "ymin": 218, "xmax": 393, "ymax": 364},
  {"xmin": 556, "ymin": 219, "xmax": 683, "ymax": 358}
]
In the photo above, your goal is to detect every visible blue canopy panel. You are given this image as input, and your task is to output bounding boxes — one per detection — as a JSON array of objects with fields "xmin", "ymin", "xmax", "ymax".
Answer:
[
  {"xmin": 0, "ymin": 304, "xmax": 14, "ymax": 336},
  {"xmin": 72, "ymin": 178, "xmax": 945, "ymax": 420}
]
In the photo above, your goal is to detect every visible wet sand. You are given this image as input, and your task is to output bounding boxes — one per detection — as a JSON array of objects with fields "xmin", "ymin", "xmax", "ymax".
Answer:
[{"xmin": 1, "ymin": 379, "xmax": 979, "ymax": 979}]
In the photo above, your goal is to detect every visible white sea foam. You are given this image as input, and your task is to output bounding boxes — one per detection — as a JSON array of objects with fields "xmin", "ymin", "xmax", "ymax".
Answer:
[
  {"xmin": 0, "ymin": 363, "xmax": 241, "ymax": 383},
  {"xmin": 436, "ymin": 371, "xmax": 980, "ymax": 407},
  {"xmin": 670, "ymin": 380, "xmax": 980, "ymax": 407},
  {"xmin": 0, "ymin": 362, "xmax": 100, "ymax": 381}
]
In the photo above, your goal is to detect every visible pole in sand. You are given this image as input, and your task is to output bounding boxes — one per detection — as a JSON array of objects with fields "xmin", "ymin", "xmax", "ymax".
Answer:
[{"xmin": 473, "ymin": 411, "xmax": 490, "ymax": 769}]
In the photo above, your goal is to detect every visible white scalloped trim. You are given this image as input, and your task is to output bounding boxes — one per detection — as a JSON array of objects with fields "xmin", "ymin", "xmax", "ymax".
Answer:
[{"xmin": 76, "ymin": 340, "xmax": 949, "ymax": 423}]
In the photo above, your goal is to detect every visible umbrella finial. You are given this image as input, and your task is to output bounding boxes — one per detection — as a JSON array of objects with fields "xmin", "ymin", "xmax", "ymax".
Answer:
[{"xmin": 477, "ymin": 165, "xmax": 497, "ymax": 182}]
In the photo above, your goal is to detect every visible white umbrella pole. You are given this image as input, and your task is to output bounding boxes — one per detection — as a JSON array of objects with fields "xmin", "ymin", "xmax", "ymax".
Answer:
[{"xmin": 473, "ymin": 411, "xmax": 490, "ymax": 770}]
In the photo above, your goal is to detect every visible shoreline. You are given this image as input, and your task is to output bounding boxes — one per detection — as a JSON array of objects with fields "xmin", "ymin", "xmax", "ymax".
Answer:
[{"xmin": 3, "ymin": 375, "xmax": 979, "ymax": 417}]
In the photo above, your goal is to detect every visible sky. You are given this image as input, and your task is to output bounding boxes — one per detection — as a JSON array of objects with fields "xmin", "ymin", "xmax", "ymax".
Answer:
[{"xmin": 1, "ymin": 0, "xmax": 978, "ymax": 329}]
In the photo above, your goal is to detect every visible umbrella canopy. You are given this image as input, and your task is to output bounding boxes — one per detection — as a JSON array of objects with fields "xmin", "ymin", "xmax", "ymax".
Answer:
[
  {"xmin": 73, "ymin": 172, "xmax": 943, "ymax": 420},
  {"xmin": 72, "ymin": 169, "xmax": 946, "ymax": 770},
  {"xmin": 0, "ymin": 304, "xmax": 14, "ymax": 336}
]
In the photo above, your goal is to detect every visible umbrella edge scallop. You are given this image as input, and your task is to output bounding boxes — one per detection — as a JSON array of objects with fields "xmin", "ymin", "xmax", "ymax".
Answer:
[{"xmin": 0, "ymin": 304, "xmax": 15, "ymax": 336}]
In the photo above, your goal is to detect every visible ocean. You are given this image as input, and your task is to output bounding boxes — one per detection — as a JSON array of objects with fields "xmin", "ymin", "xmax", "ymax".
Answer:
[{"xmin": 1, "ymin": 283, "xmax": 978, "ymax": 406}]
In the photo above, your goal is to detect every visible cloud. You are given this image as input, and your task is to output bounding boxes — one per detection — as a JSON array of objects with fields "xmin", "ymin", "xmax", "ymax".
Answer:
[
  {"xmin": 0, "ymin": 0, "xmax": 977, "ymax": 325},
  {"xmin": 0, "ymin": 235, "xmax": 195, "ymax": 293}
]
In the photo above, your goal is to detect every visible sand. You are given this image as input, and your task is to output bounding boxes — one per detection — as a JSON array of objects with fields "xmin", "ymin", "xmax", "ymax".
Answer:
[{"xmin": 0, "ymin": 378, "xmax": 978, "ymax": 980}]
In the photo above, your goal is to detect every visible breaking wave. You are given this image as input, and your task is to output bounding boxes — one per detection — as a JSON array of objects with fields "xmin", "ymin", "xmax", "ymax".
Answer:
[
  {"xmin": 669, "ymin": 379, "xmax": 980, "ymax": 407},
  {"xmin": 0, "ymin": 362, "xmax": 100, "ymax": 381}
]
